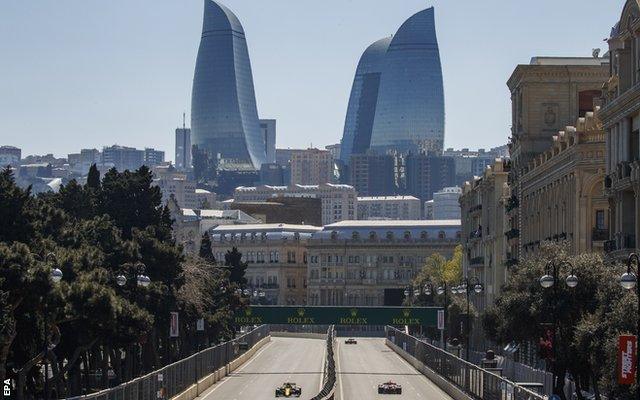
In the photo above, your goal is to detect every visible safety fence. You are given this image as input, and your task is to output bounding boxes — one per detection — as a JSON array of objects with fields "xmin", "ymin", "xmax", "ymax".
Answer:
[
  {"xmin": 268, "ymin": 324, "xmax": 330, "ymax": 334},
  {"xmin": 386, "ymin": 327, "xmax": 545, "ymax": 400},
  {"xmin": 310, "ymin": 325, "xmax": 336, "ymax": 400},
  {"xmin": 66, "ymin": 325, "xmax": 270, "ymax": 400}
]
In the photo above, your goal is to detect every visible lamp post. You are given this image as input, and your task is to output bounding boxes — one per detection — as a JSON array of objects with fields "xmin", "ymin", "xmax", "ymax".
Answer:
[
  {"xmin": 42, "ymin": 252, "xmax": 62, "ymax": 400},
  {"xmin": 423, "ymin": 282, "xmax": 450, "ymax": 350},
  {"xmin": 539, "ymin": 260, "xmax": 577, "ymax": 396},
  {"xmin": 619, "ymin": 253, "xmax": 640, "ymax": 398},
  {"xmin": 452, "ymin": 277, "xmax": 483, "ymax": 361}
]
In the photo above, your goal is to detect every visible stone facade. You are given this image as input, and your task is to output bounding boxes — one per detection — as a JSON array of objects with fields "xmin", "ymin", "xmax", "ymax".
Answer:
[
  {"xmin": 209, "ymin": 224, "xmax": 322, "ymax": 305},
  {"xmin": 290, "ymin": 148, "xmax": 333, "ymax": 185},
  {"xmin": 460, "ymin": 159, "xmax": 510, "ymax": 309},
  {"xmin": 520, "ymin": 110, "xmax": 608, "ymax": 256},
  {"xmin": 234, "ymin": 184, "xmax": 357, "ymax": 225},
  {"xmin": 231, "ymin": 197, "xmax": 322, "ymax": 226},
  {"xmin": 507, "ymin": 57, "xmax": 609, "ymax": 263},
  {"xmin": 357, "ymin": 196, "xmax": 421, "ymax": 220},
  {"xmin": 601, "ymin": 0, "xmax": 640, "ymax": 259},
  {"xmin": 306, "ymin": 220, "xmax": 461, "ymax": 306}
]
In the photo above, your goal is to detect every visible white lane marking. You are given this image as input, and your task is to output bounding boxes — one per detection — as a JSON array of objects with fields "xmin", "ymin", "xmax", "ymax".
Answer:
[
  {"xmin": 200, "ymin": 340, "xmax": 275, "ymax": 398},
  {"xmin": 336, "ymin": 342, "xmax": 345, "ymax": 400}
]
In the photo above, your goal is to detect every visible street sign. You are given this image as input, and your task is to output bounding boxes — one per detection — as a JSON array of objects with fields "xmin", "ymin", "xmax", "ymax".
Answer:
[
  {"xmin": 233, "ymin": 306, "xmax": 442, "ymax": 327},
  {"xmin": 618, "ymin": 334, "xmax": 637, "ymax": 385},
  {"xmin": 437, "ymin": 309, "xmax": 445, "ymax": 330}
]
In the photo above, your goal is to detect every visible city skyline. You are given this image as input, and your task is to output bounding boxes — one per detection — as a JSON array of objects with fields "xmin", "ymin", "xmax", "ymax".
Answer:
[{"xmin": 0, "ymin": 1, "xmax": 620, "ymax": 160}]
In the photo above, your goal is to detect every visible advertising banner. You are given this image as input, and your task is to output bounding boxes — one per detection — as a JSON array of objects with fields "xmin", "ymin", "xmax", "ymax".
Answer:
[
  {"xmin": 618, "ymin": 334, "xmax": 637, "ymax": 385},
  {"xmin": 169, "ymin": 312, "xmax": 179, "ymax": 338}
]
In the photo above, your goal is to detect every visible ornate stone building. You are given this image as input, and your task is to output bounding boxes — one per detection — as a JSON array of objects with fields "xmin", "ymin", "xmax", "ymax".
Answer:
[
  {"xmin": 306, "ymin": 220, "xmax": 461, "ymax": 306},
  {"xmin": 209, "ymin": 224, "xmax": 322, "ymax": 305},
  {"xmin": 507, "ymin": 57, "xmax": 609, "ymax": 263},
  {"xmin": 520, "ymin": 110, "xmax": 608, "ymax": 256},
  {"xmin": 460, "ymin": 159, "xmax": 510, "ymax": 310},
  {"xmin": 601, "ymin": 0, "xmax": 640, "ymax": 259}
]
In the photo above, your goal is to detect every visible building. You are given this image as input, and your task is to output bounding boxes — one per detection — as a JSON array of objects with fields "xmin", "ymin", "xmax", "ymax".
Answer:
[
  {"xmin": 290, "ymin": 148, "xmax": 333, "ymax": 185},
  {"xmin": 234, "ymin": 183, "xmax": 357, "ymax": 225},
  {"xmin": 306, "ymin": 220, "xmax": 460, "ymax": 306},
  {"xmin": 102, "ymin": 145, "xmax": 145, "ymax": 171},
  {"xmin": 507, "ymin": 56, "xmax": 608, "ymax": 263},
  {"xmin": 144, "ymin": 148, "xmax": 165, "ymax": 166},
  {"xmin": 428, "ymin": 186, "xmax": 462, "ymax": 220},
  {"xmin": 459, "ymin": 159, "xmax": 510, "ymax": 311},
  {"xmin": 357, "ymin": 196, "xmax": 421, "ymax": 220},
  {"xmin": 600, "ymin": 1, "xmax": 640, "ymax": 259},
  {"xmin": 443, "ymin": 146, "xmax": 508, "ymax": 185},
  {"xmin": 349, "ymin": 153, "xmax": 397, "ymax": 196},
  {"xmin": 340, "ymin": 37, "xmax": 391, "ymax": 165},
  {"xmin": 68, "ymin": 148, "xmax": 101, "ymax": 175},
  {"xmin": 154, "ymin": 177, "xmax": 198, "ymax": 209},
  {"xmin": 195, "ymin": 188, "xmax": 217, "ymax": 209},
  {"xmin": 404, "ymin": 154, "xmax": 456, "ymax": 203},
  {"xmin": 191, "ymin": 1, "xmax": 266, "ymax": 175},
  {"xmin": 340, "ymin": 8, "xmax": 444, "ymax": 161},
  {"xmin": 259, "ymin": 119, "xmax": 276, "ymax": 164},
  {"xmin": 175, "ymin": 121, "xmax": 192, "ymax": 171},
  {"xmin": 520, "ymin": 110, "xmax": 608, "ymax": 256},
  {"xmin": 210, "ymin": 224, "xmax": 322, "ymax": 305},
  {"xmin": 325, "ymin": 144, "xmax": 341, "ymax": 161},
  {"xmin": 231, "ymin": 197, "xmax": 322, "ymax": 226},
  {"xmin": 0, "ymin": 146, "xmax": 21, "ymax": 167},
  {"xmin": 259, "ymin": 163, "xmax": 284, "ymax": 186}
]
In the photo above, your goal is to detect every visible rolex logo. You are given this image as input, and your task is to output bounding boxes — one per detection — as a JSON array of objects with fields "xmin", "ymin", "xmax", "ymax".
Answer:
[
  {"xmin": 297, "ymin": 308, "xmax": 305, "ymax": 317},
  {"xmin": 350, "ymin": 308, "xmax": 358, "ymax": 317},
  {"xmin": 245, "ymin": 308, "xmax": 252, "ymax": 317},
  {"xmin": 402, "ymin": 309, "xmax": 411, "ymax": 318}
]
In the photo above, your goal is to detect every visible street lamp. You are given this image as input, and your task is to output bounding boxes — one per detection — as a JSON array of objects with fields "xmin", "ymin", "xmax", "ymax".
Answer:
[
  {"xmin": 454, "ymin": 277, "xmax": 483, "ymax": 361},
  {"xmin": 426, "ymin": 282, "xmax": 450, "ymax": 350},
  {"xmin": 539, "ymin": 260, "xmax": 577, "ymax": 396},
  {"xmin": 619, "ymin": 253, "xmax": 640, "ymax": 398}
]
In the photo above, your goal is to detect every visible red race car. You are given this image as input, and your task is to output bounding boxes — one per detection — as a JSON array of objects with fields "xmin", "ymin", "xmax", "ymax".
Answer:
[
  {"xmin": 378, "ymin": 381, "xmax": 402, "ymax": 394},
  {"xmin": 344, "ymin": 338, "xmax": 358, "ymax": 344}
]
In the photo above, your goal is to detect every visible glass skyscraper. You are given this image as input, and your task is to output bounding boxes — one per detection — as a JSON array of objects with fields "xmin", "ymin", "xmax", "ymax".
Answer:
[
  {"xmin": 340, "ymin": 7, "xmax": 445, "ymax": 164},
  {"xmin": 191, "ymin": 0, "xmax": 266, "ymax": 172}
]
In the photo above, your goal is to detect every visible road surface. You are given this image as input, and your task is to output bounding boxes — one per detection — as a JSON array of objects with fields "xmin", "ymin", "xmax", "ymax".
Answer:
[
  {"xmin": 199, "ymin": 337, "xmax": 325, "ymax": 400},
  {"xmin": 336, "ymin": 338, "xmax": 453, "ymax": 400}
]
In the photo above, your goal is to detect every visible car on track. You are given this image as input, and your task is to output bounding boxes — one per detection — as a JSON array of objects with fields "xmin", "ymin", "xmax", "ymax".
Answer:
[
  {"xmin": 344, "ymin": 338, "xmax": 358, "ymax": 344},
  {"xmin": 378, "ymin": 381, "xmax": 402, "ymax": 394},
  {"xmin": 275, "ymin": 382, "xmax": 302, "ymax": 397}
]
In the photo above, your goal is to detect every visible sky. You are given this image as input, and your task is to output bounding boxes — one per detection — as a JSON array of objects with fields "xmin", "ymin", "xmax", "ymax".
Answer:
[{"xmin": 0, "ymin": 1, "xmax": 621, "ymax": 161}]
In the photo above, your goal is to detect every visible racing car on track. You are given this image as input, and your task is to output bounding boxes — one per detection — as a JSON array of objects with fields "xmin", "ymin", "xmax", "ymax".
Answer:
[
  {"xmin": 378, "ymin": 381, "xmax": 402, "ymax": 394},
  {"xmin": 275, "ymin": 382, "xmax": 302, "ymax": 397},
  {"xmin": 344, "ymin": 338, "xmax": 358, "ymax": 344}
]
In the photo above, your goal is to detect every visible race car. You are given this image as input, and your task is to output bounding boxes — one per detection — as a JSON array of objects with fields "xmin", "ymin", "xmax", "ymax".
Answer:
[
  {"xmin": 378, "ymin": 381, "xmax": 402, "ymax": 394},
  {"xmin": 344, "ymin": 338, "xmax": 358, "ymax": 344},
  {"xmin": 275, "ymin": 382, "xmax": 302, "ymax": 397}
]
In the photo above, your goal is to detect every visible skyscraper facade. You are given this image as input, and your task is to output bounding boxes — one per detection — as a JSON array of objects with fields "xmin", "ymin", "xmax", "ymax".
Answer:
[
  {"xmin": 175, "ymin": 126, "xmax": 191, "ymax": 171},
  {"xmin": 340, "ymin": 7, "xmax": 445, "ymax": 163},
  {"xmin": 259, "ymin": 119, "xmax": 277, "ymax": 164},
  {"xmin": 191, "ymin": 0, "xmax": 266, "ymax": 174}
]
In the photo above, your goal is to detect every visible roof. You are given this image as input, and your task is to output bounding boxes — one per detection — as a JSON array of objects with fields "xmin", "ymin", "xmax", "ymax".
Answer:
[
  {"xmin": 195, "ymin": 188, "xmax": 212, "ymax": 194},
  {"xmin": 203, "ymin": 0, "xmax": 245, "ymax": 35},
  {"xmin": 529, "ymin": 57, "xmax": 608, "ymax": 66},
  {"xmin": 236, "ymin": 183, "xmax": 355, "ymax": 192},
  {"xmin": 357, "ymin": 195, "xmax": 419, "ymax": 201},
  {"xmin": 325, "ymin": 220, "xmax": 460, "ymax": 228},
  {"xmin": 210, "ymin": 223, "xmax": 322, "ymax": 233}
]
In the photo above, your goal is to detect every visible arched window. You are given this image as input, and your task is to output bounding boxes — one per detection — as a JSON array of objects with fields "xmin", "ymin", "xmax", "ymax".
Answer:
[
  {"xmin": 404, "ymin": 231, "xmax": 411, "ymax": 241},
  {"xmin": 352, "ymin": 231, "xmax": 360, "ymax": 240},
  {"xmin": 331, "ymin": 231, "xmax": 338, "ymax": 240},
  {"xmin": 369, "ymin": 231, "xmax": 377, "ymax": 240},
  {"xmin": 420, "ymin": 231, "xmax": 428, "ymax": 240},
  {"xmin": 438, "ymin": 231, "xmax": 446, "ymax": 239},
  {"xmin": 386, "ymin": 231, "xmax": 394, "ymax": 240}
]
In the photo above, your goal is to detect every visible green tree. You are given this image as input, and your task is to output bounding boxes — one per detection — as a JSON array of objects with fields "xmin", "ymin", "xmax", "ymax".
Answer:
[
  {"xmin": 86, "ymin": 164, "xmax": 100, "ymax": 189},
  {"xmin": 0, "ymin": 168, "xmax": 34, "ymax": 243},
  {"xmin": 199, "ymin": 232, "xmax": 215, "ymax": 262},
  {"xmin": 225, "ymin": 247, "xmax": 247, "ymax": 286}
]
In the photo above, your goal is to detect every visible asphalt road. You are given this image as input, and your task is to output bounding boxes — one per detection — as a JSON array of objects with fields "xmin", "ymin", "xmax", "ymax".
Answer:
[
  {"xmin": 336, "ymin": 338, "xmax": 453, "ymax": 400},
  {"xmin": 199, "ymin": 337, "xmax": 326, "ymax": 400}
]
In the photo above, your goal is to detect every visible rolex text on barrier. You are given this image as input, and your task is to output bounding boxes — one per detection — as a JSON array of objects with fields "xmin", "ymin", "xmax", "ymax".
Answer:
[{"xmin": 233, "ymin": 306, "xmax": 442, "ymax": 326}]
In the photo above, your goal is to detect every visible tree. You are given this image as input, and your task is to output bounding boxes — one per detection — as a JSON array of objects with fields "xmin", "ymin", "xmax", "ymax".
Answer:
[
  {"xmin": 199, "ymin": 232, "xmax": 215, "ymax": 262},
  {"xmin": 0, "ymin": 167, "xmax": 34, "ymax": 243},
  {"xmin": 86, "ymin": 164, "xmax": 100, "ymax": 189},
  {"xmin": 225, "ymin": 247, "xmax": 247, "ymax": 287}
]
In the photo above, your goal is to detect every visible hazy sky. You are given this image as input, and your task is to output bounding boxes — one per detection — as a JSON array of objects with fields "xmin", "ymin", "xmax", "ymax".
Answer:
[{"xmin": 0, "ymin": 1, "xmax": 620, "ymax": 160}]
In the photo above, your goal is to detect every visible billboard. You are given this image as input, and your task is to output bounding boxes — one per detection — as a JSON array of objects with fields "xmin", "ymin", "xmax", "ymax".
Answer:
[{"xmin": 618, "ymin": 334, "xmax": 637, "ymax": 385}]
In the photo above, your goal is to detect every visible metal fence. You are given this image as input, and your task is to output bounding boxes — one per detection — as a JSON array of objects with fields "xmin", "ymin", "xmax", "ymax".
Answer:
[
  {"xmin": 310, "ymin": 326, "xmax": 336, "ymax": 400},
  {"xmin": 268, "ymin": 324, "xmax": 330, "ymax": 334},
  {"xmin": 386, "ymin": 327, "xmax": 545, "ymax": 400},
  {"xmin": 66, "ymin": 325, "xmax": 270, "ymax": 400}
]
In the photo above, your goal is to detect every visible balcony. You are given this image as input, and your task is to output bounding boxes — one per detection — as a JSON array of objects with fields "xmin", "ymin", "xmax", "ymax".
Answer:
[
  {"xmin": 592, "ymin": 228, "xmax": 609, "ymax": 242},
  {"xmin": 468, "ymin": 228, "xmax": 482, "ymax": 241},
  {"xmin": 605, "ymin": 234, "xmax": 637, "ymax": 257},
  {"xmin": 505, "ymin": 195, "xmax": 519, "ymax": 213},
  {"xmin": 504, "ymin": 258, "xmax": 518, "ymax": 268},
  {"xmin": 468, "ymin": 204, "xmax": 483, "ymax": 214}
]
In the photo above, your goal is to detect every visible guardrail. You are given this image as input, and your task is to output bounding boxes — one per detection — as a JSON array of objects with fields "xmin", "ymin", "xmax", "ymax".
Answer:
[
  {"xmin": 386, "ymin": 326, "xmax": 545, "ymax": 400},
  {"xmin": 66, "ymin": 325, "xmax": 269, "ymax": 400},
  {"xmin": 310, "ymin": 325, "xmax": 336, "ymax": 400}
]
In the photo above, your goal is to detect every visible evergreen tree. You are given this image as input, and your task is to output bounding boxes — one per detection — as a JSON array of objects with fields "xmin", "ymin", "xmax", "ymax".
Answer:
[
  {"xmin": 199, "ymin": 232, "xmax": 215, "ymax": 262},
  {"xmin": 0, "ymin": 167, "xmax": 34, "ymax": 243},
  {"xmin": 225, "ymin": 247, "xmax": 247, "ymax": 286},
  {"xmin": 87, "ymin": 164, "xmax": 100, "ymax": 189}
]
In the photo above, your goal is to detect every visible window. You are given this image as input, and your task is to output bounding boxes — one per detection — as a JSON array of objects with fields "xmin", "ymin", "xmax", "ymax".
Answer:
[
  {"xmin": 303, "ymin": 252, "xmax": 308, "ymax": 264},
  {"xmin": 438, "ymin": 231, "xmax": 446, "ymax": 239},
  {"xmin": 596, "ymin": 210, "xmax": 606, "ymax": 230},
  {"xmin": 352, "ymin": 231, "xmax": 360, "ymax": 240},
  {"xmin": 404, "ymin": 231, "xmax": 411, "ymax": 240},
  {"xmin": 369, "ymin": 231, "xmax": 377, "ymax": 240}
]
